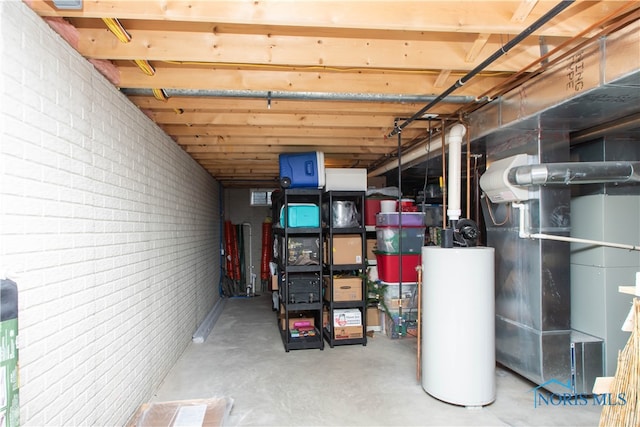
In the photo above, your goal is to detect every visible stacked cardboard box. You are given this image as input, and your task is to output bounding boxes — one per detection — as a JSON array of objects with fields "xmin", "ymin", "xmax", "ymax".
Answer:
[
  {"xmin": 330, "ymin": 308, "xmax": 363, "ymax": 340},
  {"xmin": 324, "ymin": 235, "xmax": 362, "ymax": 265},
  {"xmin": 323, "ymin": 276, "xmax": 362, "ymax": 301}
]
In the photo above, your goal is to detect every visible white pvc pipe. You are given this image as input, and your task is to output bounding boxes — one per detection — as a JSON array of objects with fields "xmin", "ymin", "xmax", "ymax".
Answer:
[
  {"xmin": 529, "ymin": 233, "xmax": 640, "ymax": 251},
  {"xmin": 513, "ymin": 202, "xmax": 640, "ymax": 251},
  {"xmin": 446, "ymin": 124, "xmax": 467, "ymax": 222},
  {"xmin": 368, "ymin": 138, "xmax": 444, "ymax": 177}
]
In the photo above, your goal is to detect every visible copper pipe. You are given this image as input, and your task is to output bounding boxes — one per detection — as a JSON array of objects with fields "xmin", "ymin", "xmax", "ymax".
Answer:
[
  {"xmin": 490, "ymin": 7, "xmax": 640, "ymax": 101},
  {"xmin": 458, "ymin": 2, "xmax": 640, "ymax": 115},
  {"xmin": 416, "ymin": 265, "xmax": 423, "ymax": 382},
  {"xmin": 388, "ymin": 0, "xmax": 575, "ymax": 137}
]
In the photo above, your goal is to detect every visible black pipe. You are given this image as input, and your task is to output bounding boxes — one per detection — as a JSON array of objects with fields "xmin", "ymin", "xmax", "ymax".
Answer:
[
  {"xmin": 396, "ymin": 124, "xmax": 403, "ymax": 329},
  {"xmin": 388, "ymin": 0, "xmax": 575, "ymax": 138}
]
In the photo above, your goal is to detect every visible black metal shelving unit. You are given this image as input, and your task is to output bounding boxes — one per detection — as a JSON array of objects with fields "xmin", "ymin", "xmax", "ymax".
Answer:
[
  {"xmin": 273, "ymin": 188, "xmax": 324, "ymax": 352},
  {"xmin": 322, "ymin": 190, "xmax": 367, "ymax": 348}
]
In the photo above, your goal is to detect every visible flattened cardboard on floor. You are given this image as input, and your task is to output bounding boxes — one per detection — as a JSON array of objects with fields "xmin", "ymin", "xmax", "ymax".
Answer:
[{"xmin": 127, "ymin": 397, "xmax": 233, "ymax": 427}]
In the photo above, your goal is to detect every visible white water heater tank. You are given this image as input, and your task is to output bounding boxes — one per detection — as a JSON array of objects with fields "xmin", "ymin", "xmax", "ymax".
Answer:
[{"xmin": 421, "ymin": 246, "xmax": 496, "ymax": 407}]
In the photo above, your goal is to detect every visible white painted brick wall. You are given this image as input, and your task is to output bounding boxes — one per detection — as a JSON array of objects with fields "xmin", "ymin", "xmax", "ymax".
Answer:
[{"xmin": 1, "ymin": 2, "xmax": 221, "ymax": 425}]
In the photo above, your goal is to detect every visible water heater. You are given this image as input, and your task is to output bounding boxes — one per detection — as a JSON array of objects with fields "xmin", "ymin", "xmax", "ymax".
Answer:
[{"xmin": 421, "ymin": 246, "xmax": 495, "ymax": 407}]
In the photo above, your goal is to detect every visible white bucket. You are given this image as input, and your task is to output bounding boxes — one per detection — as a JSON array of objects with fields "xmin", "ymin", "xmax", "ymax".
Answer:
[{"xmin": 380, "ymin": 200, "xmax": 397, "ymax": 213}]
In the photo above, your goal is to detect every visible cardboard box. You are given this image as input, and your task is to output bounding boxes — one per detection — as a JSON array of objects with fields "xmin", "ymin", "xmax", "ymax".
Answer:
[
  {"xmin": 366, "ymin": 306, "xmax": 380, "ymax": 327},
  {"xmin": 271, "ymin": 274, "xmax": 279, "ymax": 291},
  {"xmin": 383, "ymin": 283, "xmax": 418, "ymax": 310},
  {"xmin": 366, "ymin": 238, "xmax": 377, "ymax": 261},
  {"xmin": 333, "ymin": 308, "xmax": 362, "ymax": 326},
  {"xmin": 279, "ymin": 306, "xmax": 315, "ymax": 330},
  {"xmin": 324, "ymin": 276, "xmax": 362, "ymax": 301},
  {"xmin": 326, "ymin": 235, "xmax": 362, "ymax": 265},
  {"xmin": 367, "ymin": 176, "xmax": 387, "ymax": 189},
  {"xmin": 333, "ymin": 325, "xmax": 364, "ymax": 340}
]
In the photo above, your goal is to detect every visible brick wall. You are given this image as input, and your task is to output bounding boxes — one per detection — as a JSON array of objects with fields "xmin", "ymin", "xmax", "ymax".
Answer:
[{"xmin": 0, "ymin": 2, "xmax": 220, "ymax": 425}]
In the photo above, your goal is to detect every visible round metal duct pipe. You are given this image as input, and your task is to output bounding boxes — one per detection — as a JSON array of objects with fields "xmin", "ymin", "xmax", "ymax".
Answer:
[
  {"xmin": 508, "ymin": 161, "xmax": 640, "ymax": 186},
  {"xmin": 120, "ymin": 88, "xmax": 475, "ymax": 104}
]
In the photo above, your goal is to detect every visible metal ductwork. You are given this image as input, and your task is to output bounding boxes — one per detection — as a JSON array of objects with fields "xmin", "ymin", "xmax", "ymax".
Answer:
[
  {"xmin": 388, "ymin": 0, "xmax": 576, "ymax": 138},
  {"xmin": 372, "ymin": 8, "xmax": 639, "ymax": 177},
  {"xmin": 509, "ymin": 161, "xmax": 640, "ymax": 186},
  {"xmin": 469, "ymin": 20, "xmax": 640, "ymax": 142},
  {"xmin": 472, "ymin": 17, "xmax": 640, "ymax": 395},
  {"xmin": 120, "ymin": 88, "xmax": 475, "ymax": 104}
]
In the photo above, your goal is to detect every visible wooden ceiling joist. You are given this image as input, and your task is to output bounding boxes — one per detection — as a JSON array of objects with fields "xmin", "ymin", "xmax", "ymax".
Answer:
[{"xmin": 26, "ymin": 0, "xmax": 635, "ymax": 187}]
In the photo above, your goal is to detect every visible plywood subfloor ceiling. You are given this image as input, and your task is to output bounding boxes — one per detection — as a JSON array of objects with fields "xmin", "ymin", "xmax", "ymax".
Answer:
[{"xmin": 27, "ymin": 0, "xmax": 639, "ymax": 187}]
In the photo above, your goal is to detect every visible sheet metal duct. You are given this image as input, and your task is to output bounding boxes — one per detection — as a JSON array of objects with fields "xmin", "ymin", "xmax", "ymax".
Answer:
[
  {"xmin": 481, "ymin": 130, "xmax": 578, "ymax": 395},
  {"xmin": 470, "ymin": 13, "xmax": 640, "ymax": 396},
  {"xmin": 469, "ymin": 20, "xmax": 640, "ymax": 141},
  {"xmin": 509, "ymin": 161, "xmax": 640, "ymax": 186}
]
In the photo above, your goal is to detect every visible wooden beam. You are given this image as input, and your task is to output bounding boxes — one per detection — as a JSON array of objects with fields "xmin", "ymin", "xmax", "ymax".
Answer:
[
  {"xmin": 162, "ymin": 125, "xmax": 425, "ymax": 139},
  {"xmin": 179, "ymin": 139, "xmax": 394, "ymax": 152},
  {"xmin": 465, "ymin": 33, "xmax": 491, "ymax": 63},
  {"xmin": 128, "ymin": 96, "xmax": 433, "ymax": 115},
  {"xmin": 28, "ymin": 0, "xmax": 611, "ymax": 38},
  {"xmin": 511, "ymin": 0, "xmax": 539, "ymax": 22},
  {"xmin": 151, "ymin": 112, "xmax": 405, "ymax": 127},
  {"xmin": 184, "ymin": 144, "xmax": 395, "ymax": 155},
  {"xmin": 75, "ymin": 26, "xmax": 541, "ymax": 71},
  {"xmin": 592, "ymin": 377, "xmax": 614, "ymax": 394},
  {"xmin": 434, "ymin": 70, "xmax": 451, "ymax": 88},
  {"xmin": 619, "ymin": 286, "xmax": 638, "ymax": 296},
  {"xmin": 118, "ymin": 66, "xmax": 515, "ymax": 95}
]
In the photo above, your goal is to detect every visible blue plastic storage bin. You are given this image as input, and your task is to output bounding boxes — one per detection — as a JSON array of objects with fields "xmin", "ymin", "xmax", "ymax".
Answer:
[
  {"xmin": 279, "ymin": 152, "xmax": 325, "ymax": 188},
  {"xmin": 280, "ymin": 204, "xmax": 320, "ymax": 227}
]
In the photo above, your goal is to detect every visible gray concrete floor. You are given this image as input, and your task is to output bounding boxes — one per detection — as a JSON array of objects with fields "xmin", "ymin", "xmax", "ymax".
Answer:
[{"xmin": 152, "ymin": 294, "xmax": 602, "ymax": 426}]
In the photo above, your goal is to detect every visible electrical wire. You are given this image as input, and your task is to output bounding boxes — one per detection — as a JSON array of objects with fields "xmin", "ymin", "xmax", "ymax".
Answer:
[
  {"xmin": 101, "ymin": 18, "xmax": 167, "ymax": 97},
  {"xmin": 482, "ymin": 196, "xmax": 510, "ymax": 226},
  {"xmin": 152, "ymin": 88, "xmax": 169, "ymax": 102},
  {"xmin": 134, "ymin": 59, "xmax": 156, "ymax": 76},
  {"xmin": 160, "ymin": 60, "xmax": 515, "ymax": 77},
  {"xmin": 101, "ymin": 18, "xmax": 131, "ymax": 43}
]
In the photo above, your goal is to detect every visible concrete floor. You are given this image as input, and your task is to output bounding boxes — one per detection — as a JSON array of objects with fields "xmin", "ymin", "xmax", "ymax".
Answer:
[{"xmin": 151, "ymin": 294, "xmax": 603, "ymax": 426}]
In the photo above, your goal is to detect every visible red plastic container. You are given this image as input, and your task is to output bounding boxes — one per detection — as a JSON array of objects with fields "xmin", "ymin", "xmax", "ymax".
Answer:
[
  {"xmin": 375, "ymin": 253, "xmax": 421, "ymax": 283},
  {"xmin": 365, "ymin": 199, "xmax": 395, "ymax": 226},
  {"xmin": 365, "ymin": 199, "xmax": 380, "ymax": 226}
]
